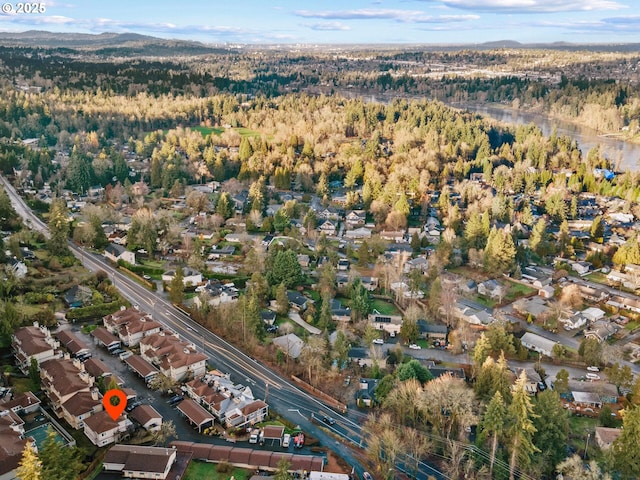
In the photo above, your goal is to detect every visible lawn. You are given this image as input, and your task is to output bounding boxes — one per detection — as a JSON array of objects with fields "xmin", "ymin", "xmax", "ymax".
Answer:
[
  {"xmin": 192, "ymin": 126, "xmax": 225, "ymax": 137},
  {"xmin": 370, "ymin": 298, "xmax": 401, "ymax": 316},
  {"xmin": 183, "ymin": 461, "xmax": 251, "ymax": 480},
  {"xmin": 504, "ymin": 281, "xmax": 537, "ymax": 301}
]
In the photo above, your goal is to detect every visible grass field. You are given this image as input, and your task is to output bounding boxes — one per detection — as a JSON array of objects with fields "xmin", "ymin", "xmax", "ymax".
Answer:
[
  {"xmin": 504, "ymin": 281, "xmax": 537, "ymax": 301},
  {"xmin": 192, "ymin": 126, "xmax": 224, "ymax": 136},
  {"xmin": 184, "ymin": 461, "xmax": 251, "ymax": 480},
  {"xmin": 370, "ymin": 298, "xmax": 401, "ymax": 316}
]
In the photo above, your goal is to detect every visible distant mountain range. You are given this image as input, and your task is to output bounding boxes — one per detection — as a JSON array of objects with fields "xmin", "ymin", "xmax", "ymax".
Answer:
[
  {"xmin": 0, "ymin": 30, "xmax": 228, "ymax": 55},
  {"xmin": 0, "ymin": 31, "xmax": 638, "ymax": 55}
]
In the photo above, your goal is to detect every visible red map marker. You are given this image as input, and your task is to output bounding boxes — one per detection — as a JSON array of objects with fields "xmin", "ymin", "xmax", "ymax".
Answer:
[{"xmin": 103, "ymin": 389, "xmax": 127, "ymax": 420}]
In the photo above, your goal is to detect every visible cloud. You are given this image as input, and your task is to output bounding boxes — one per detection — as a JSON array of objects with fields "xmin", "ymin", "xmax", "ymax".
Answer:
[
  {"xmin": 535, "ymin": 15, "xmax": 640, "ymax": 33},
  {"xmin": 305, "ymin": 22, "xmax": 351, "ymax": 31},
  {"xmin": 436, "ymin": 0, "xmax": 626, "ymax": 13},
  {"xmin": 294, "ymin": 9, "xmax": 478, "ymax": 24}
]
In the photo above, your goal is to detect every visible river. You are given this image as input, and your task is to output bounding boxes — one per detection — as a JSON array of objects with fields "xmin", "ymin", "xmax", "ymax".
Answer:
[
  {"xmin": 458, "ymin": 102, "xmax": 640, "ymax": 172},
  {"xmin": 334, "ymin": 89, "xmax": 640, "ymax": 172}
]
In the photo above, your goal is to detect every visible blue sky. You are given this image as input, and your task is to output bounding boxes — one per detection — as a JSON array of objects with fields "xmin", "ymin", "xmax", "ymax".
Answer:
[{"xmin": 0, "ymin": 0, "xmax": 638, "ymax": 44}]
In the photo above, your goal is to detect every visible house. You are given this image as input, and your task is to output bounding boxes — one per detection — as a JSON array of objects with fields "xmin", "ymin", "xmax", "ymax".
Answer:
[
  {"xmin": 538, "ymin": 285, "xmax": 555, "ymax": 299},
  {"xmin": 512, "ymin": 296, "xmax": 550, "ymax": 319},
  {"xmin": 12, "ymin": 324, "xmax": 60, "ymax": 373},
  {"xmin": 330, "ymin": 299, "xmax": 351, "ymax": 323},
  {"xmin": 286, "ymin": 291, "xmax": 308, "ymax": 311},
  {"xmin": 380, "ymin": 231, "xmax": 405, "ymax": 243},
  {"xmin": 83, "ymin": 357, "xmax": 112, "ymax": 380},
  {"xmin": 272, "ymin": 334, "xmax": 305, "ymax": 359},
  {"xmin": 453, "ymin": 300, "xmax": 494, "ymax": 326},
  {"xmin": 260, "ymin": 310, "xmax": 276, "ymax": 326},
  {"xmin": 345, "ymin": 227, "xmax": 372, "ymax": 240},
  {"xmin": 356, "ymin": 378, "xmax": 379, "ymax": 408},
  {"xmin": 567, "ymin": 381, "xmax": 618, "ymax": 404},
  {"xmin": 209, "ymin": 245, "xmax": 236, "ymax": 259},
  {"xmin": 585, "ymin": 320, "xmax": 619, "ymax": 343},
  {"xmin": 337, "ymin": 259, "xmax": 350, "ymax": 271},
  {"xmin": 571, "ymin": 391, "xmax": 602, "ymax": 409},
  {"xmin": 520, "ymin": 332, "xmax": 557, "ymax": 357},
  {"xmin": 263, "ymin": 425, "xmax": 285, "ymax": 446},
  {"xmin": 140, "ymin": 332, "xmax": 207, "ymax": 382},
  {"xmin": 428, "ymin": 367, "xmax": 466, "ymax": 380},
  {"xmin": 55, "ymin": 330, "xmax": 90, "ymax": 358},
  {"xmin": 404, "ymin": 256, "xmax": 429, "ymax": 274},
  {"xmin": 0, "ymin": 406, "xmax": 31, "ymax": 480},
  {"xmin": 561, "ymin": 313, "xmax": 587, "ymax": 331},
  {"xmin": 297, "ymin": 254, "xmax": 310, "ymax": 268},
  {"xmin": 348, "ymin": 348, "xmax": 385, "ymax": 368},
  {"xmin": 177, "ymin": 398, "xmax": 215, "ymax": 432},
  {"xmin": 130, "ymin": 405, "xmax": 163, "ymax": 432},
  {"xmin": 91, "ymin": 327, "xmax": 120, "ymax": 350},
  {"xmin": 521, "ymin": 266, "xmax": 552, "ymax": 287},
  {"xmin": 193, "ymin": 280, "xmax": 239, "ymax": 308},
  {"xmin": 578, "ymin": 285, "xmax": 609, "ymax": 303},
  {"xmin": 345, "ymin": 210, "xmax": 366, "ymax": 228},
  {"xmin": 162, "ymin": 268, "xmax": 203, "ymax": 287},
  {"xmin": 390, "ymin": 281, "xmax": 424, "ymax": 299},
  {"xmin": 416, "ymin": 320, "xmax": 448, "ymax": 341},
  {"xmin": 104, "ymin": 243, "xmax": 136, "ymax": 265},
  {"xmin": 7, "ymin": 258, "xmax": 27, "ymax": 278},
  {"xmin": 369, "ymin": 314, "xmax": 403, "ymax": 335},
  {"xmin": 103, "ymin": 445, "xmax": 177, "ymax": 480},
  {"xmin": 124, "ymin": 355, "xmax": 159, "ymax": 383},
  {"xmin": 0, "ymin": 391, "xmax": 41, "ymax": 415},
  {"xmin": 477, "ymin": 280, "xmax": 506, "ymax": 300},
  {"xmin": 607, "ymin": 295, "xmax": 640, "ymax": 314},
  {"xmin": 570, "ymin": 261, "xmax": 592, "ymax": 276},
  {"xmin": 361, "ymin": 276, "xmax": 379, "ymax": 291},
  {"xmin": 595, "ymin": 427, "xmax": 622, "ymax": 450},
  {"xmin": 84, "ymin": 410, "xmax": 132, "ymax": 447},
  {"xmin": 103, "ymin": 307, "xmax": 162, "ymax": 347},
  {"xmin": 582, "ymin": 307, "xmax": 606, "ymax": 322},
  {"xmin": 318, "ymin": 220, "xmax": 337, "ymax": 237},
  {"xmin": 63, "ymin": 285, "xmax": 93, "ymax": 308}
]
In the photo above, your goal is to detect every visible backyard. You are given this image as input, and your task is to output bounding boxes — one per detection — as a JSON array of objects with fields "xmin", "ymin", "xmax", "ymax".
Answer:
[{"xmin": 183, "ymin": 461, "xmax": 251, "ymax": 480}]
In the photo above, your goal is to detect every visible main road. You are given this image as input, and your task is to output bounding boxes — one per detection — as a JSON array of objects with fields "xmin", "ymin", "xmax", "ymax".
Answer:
[{"xmin": 0, "ymin": 175, "xmax": 447, "ymax": 480}]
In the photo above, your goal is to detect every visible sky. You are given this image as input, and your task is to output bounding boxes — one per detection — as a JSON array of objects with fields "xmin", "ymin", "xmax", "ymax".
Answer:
[{"xmin": 0, "ymin": 0, "xmax": 639, "ymax": 45}]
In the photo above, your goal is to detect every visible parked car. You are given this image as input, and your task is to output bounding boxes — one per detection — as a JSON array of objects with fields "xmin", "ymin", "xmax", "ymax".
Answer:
[
  {"xmin": 587, "ymin": 366, "xmax": 600, "ymax": 372},
  {"xmin": 119, "ymin": 351, "xmax": 133, "ymax": 361},
  {"xmin": 372, "ymin": 338, "xmax": 384, "ymax": 345},
  {"xmin": 537, "ymin": 381, "xmax": 547, "ymax": 392},
  {"xmin": 125, "ymin": 400, "xmax": 142, "ymax": 412},
  {"xmin": 110, "ymin": 348, "xmax": 125, "ymax": 356},
  {"xmin": 167, "ymin": 395, "xmax": 184, "ymax": 406},
  {"xmin": 408, "ymin": 344, "xmax": 421, "ymax": 350},
  {"xmin": 282, "ymin": 433, "xmax": 291, "ymax": 447},
  {"xmin": 266, "ymin": 325, "xmax": 278, "ymax": 333},
  {"xmin": 363, "ymin": 473, "xmax": 373, "ymax": 480},
  {"xmin": 586, "ymin": 373, "xmax": 601, "ymax": 381}
]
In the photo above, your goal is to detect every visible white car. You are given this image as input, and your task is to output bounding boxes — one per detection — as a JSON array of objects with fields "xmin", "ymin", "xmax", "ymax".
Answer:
[
  {"xmin": 372, "ymin": 338, "xmax": 384, "ymax": 345},
  {"xmin": 408, "ymin": 344, "xmax": 421, "ymax": 350},
  {"xmin": 587, "ymin": 366, "xmax": 600, "ymax": 372},
  {"xmin": 586, "ymin": 373, "xmax": 601, "ymax": 381}
]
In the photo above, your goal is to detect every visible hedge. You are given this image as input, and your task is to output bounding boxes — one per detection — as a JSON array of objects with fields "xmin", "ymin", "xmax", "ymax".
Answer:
[
  {"xmin": 117, "ymin": 260, "xmax": 165, "ymax": 276},
  {"xmin": 66, "ymin": 301, "xmax": 125, "ymax": 321}
]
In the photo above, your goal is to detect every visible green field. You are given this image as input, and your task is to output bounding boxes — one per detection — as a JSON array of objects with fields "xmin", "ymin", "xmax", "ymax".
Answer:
[
  {"xmin": 184, "ymin": 461, "xmax": 250, "ymax": 480},
  {"xmin": 192, "ymin": 126, "xmax": 225, "ymax": 136},
  {"xmin": 370, "ymin": 298, "xmax": 401, "ymax": 316},
  {"xmin": 505, "ymin": 281, "xmax": 537, "ymax": 301}
]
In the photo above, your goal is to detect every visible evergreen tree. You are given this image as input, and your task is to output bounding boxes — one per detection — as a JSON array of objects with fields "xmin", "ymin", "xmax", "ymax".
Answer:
[
  {"xmin": 480, "ymin": 390, "xmax": 507, "ymax": 478},
  {"xmin": 29, "ymin": 357, "xmax": 40, "ymax": 390},
  {"xmin": 507, "ymin": 371, "xmax": 539, "ymax": 480},
  {"xmin": 168, "ymin": 267, "xmax": 185, "ymax": 304},
  {"xmin": 532, "ymin": 390, "xmax": 569, "ymax": 477},
  {"xmin": 275, "ymin": 283, "xmax": 289, "ymax": 316},
  {"xmin": 39, "ymin": 428, "xmax": 83, "ymax": 480},
  {"xmin": 216, "ymin": 192, "xmax": 233, "ymax": 219},
  {"xmin": 266, "ymin": 249, "xmax": 303, "ymax": 288},
  {"xmin": 554, "ymin": 368, "xmax": 570, "ymax": 395},
  {"xmin": 47, "ymin": 198, "xmax": 70, "ymax": 257},
  {"xmin": 465, "ymin": 211, "xmax": 487, "ymax": 250},
  {"xmin": 483, "ymin": 227, "xmax": 516, "ymax": 274},
  {"xmin": 613, "ymin": 405, "xmax": 640, "ymax": 479},
  {"xmin": 150, "ymin": 156, "xmax": 162, "ymax": 188},
  {"xmin": 529, "ymin": 218, "xmax": 550, "ymax": 258},
  {"xmin": 590, "ymin": 216, "xmax": 604, "ymax": 243},
  {"xmin": 239, "ymin": 137, "xmax": 253, "ymax": 162}
]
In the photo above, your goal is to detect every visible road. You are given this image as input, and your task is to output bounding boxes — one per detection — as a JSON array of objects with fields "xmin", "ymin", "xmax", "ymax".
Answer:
[{"xmin": 0, "ymin": 175, "xmax": 446, "ymax": 480}]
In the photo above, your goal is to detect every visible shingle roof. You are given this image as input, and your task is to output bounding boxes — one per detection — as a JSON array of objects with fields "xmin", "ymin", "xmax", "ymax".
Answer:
[
  {"xmin": 177, "ymin": 398, "xmax": 214, "ymax": 426},
  {"xmin": 104, "ymin": 445, "xmax": 176, "ymax": 474}
]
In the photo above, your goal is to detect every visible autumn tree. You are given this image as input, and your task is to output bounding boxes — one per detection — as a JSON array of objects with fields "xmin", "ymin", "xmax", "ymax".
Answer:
[{"xmin": 16, "ymin": 444, "xmax": 42, "ymax": 480}]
